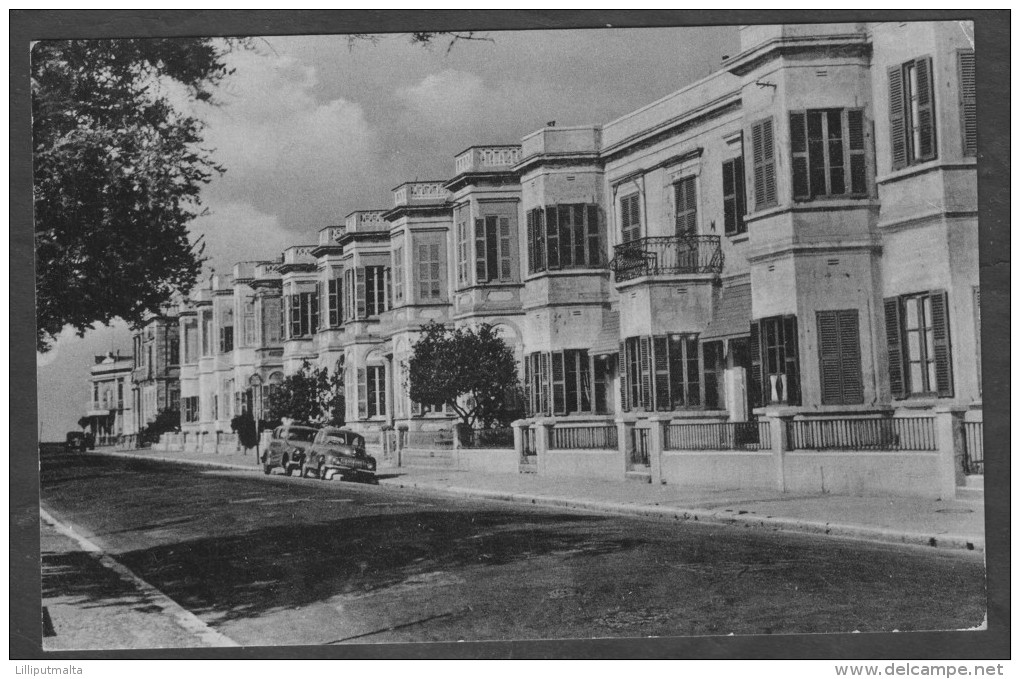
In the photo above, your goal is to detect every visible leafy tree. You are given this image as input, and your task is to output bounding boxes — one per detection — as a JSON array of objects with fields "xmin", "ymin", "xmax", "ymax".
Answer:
[
  {"xmin": 139, "ymin": 407, "xmax": 180, "ymax": 445},
  {"xmin": 32, "ymin": 38, "xmax": 247, "ymax": 351},
  {"xmin": 266, "ymin": 360, "xmax": 345, "ymax": 426},
  {"xmin": 407, "ymin": 321, "xmax": 521, "ymax": 429},
  {"xmin": 77, "ymin": 416, "xmax": 90, "ymax": 431}
]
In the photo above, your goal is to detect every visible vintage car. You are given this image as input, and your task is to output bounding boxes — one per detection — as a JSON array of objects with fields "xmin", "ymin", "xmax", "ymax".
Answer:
[
  {"xmin": 65, "ymin": 431, "xmax": 87, "ymax": 453},
  {"xmin": 261, "ymin": 423, "xmax": 319, "ymax": 476},
  {"xmin": 303, "ymin": 427, "xmax": 377, "ymax": 482}
]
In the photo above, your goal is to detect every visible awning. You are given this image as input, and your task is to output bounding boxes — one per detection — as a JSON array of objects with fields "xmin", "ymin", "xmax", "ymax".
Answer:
[
  {"xmin": 701, "ymin": 281, "xmax": 752, "ymax": 341},
  {"xmin": 589, "ymin": 310, "xmax": 621, "ymax": 356},
  {"xmin": 85, "ymin": 410, "xmax": 111, "ymax": 417}
]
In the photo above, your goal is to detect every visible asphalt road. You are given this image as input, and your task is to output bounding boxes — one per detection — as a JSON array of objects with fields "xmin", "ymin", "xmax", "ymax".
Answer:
[{"xmin": 40, "ymin": 450, "xmax": 986, "ymax": 645}]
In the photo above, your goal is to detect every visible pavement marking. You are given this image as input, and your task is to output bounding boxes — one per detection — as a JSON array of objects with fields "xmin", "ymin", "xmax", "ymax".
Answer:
[{"xmin": 40, "ymin": 506, "xmax": 240, "ymax": 648}]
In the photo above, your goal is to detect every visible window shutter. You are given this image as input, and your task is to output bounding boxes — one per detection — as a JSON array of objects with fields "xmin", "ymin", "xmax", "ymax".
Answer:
[
  {"xmin": 357, "ymin": 368, "xmax": 367, "ymax": 419},
  {"xmin": 499, "ymin": 217, "xmax": 512, "ymax": 280},
  {"xmin": 355, "ymin": 268, "xmax": 366, "ymax": 318},
  {"xmin": 545, "ymin": 206, "xmax": 559, "ymax": 268},
  {"xmin": 751, "ymin": 119, "xmax": 777, "ymax": 210},
  {"xmin": 474, "ymin": 218, "xmax": 487, "ymax": 282},
  {"xmin": 551, "ymin": 351, "xmax": 566, "ymax": 415},
  {"xmin": 586, "ymin": 204, "xmax": 600, "ymax": 266},
  {"xmin": 888, "ymin": 65, "xmax": 907, "ymax": 170},
  {"xmin": 418, "ymin": 244, "xmax": 429, "ymax": 300},
  {"xmin": 958, "ymin": 50, "xmax": 976, "ymax": 156},
  {"xmin": 558, "ymin": 205, "xmax": 573, "ymax": 267},
  {"xmin": 790, "ymin": 112, "xmax": 810, "ymax": 200},
  {"xmin": 749, "ymin": 320, "xmax": 763, "ymax": 409},
  {"xmin": 535, "ymin": 208, "xmax": 546, "ymax": 271},
  {"xmin": 310, "ymin": 288, "xmax": 320, "ymax": 333},
  {"xmin": 524, "ymin": 354, "xmax": 533, "ymax": 417},
  {"xmin": 618, "ymin": 341, "xmax": 629, "ymax": 413},
  {"xmin": 915, "ymin": 56, "xmax": 937, "ymax": 161},
  {"xmin": 884, "ymin": 298, "xmax": 906, "ymax": 399},
  {"xmin": 572, "ymin": 205, "xmax": 586, "ymax": 266},
  {"xmin": 675, "ymin": 178, "xmax": 697, "ymax": 236},
  {"xmin": 818, "ymin": 311, "xmax": 844, "ymax": 405},
  {"xmin": 486, "ymin": 215, "xmax": 499, "ymax": 282},
  {"xmin": 384, "ymin": 267, "xmax": 392, "ymax": 311},
  {"xmin": 722, "ymin": 159, "xmax": 737, "ymax": 234},
  {"xmin": 653, "ymin": 336, "xmax": 671, "ymax": 411},
  {"xmin": 782, "ymin": 316, "xmax": 800, "ymax": 406},
  {"xmin": 847, "ymin": 109, "xmax": 868, "ymax": 195},
  {"xmin": 328, "ymin": 278, "xmax": 340, "ymax": 327},
  {"xmin": 930, "ymin": 290, "xmax": 954, "ymax": 397},
  {"xmin": 526, "ymin": 209, "xmax": 535, "ymax": 274},
  {"xmin": 539, "ymin": 352, "xmax": 550, "ymax": 415},
  {"xmin": 429, "ymin": 243, "xmax": 441, "ymax": 299},
  {"xmin": 839, "ymin": 309, "xmax": 864, "ymax": 404},
  {"xmin": 638, "ymin": 336, "xmax": 653, "ymax": 411}
]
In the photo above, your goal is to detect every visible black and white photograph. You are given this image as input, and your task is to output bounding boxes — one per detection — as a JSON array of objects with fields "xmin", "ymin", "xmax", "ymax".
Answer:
[{"xmin": 15, "ymin": 10, "xmax": 1008, "ymax": 663}]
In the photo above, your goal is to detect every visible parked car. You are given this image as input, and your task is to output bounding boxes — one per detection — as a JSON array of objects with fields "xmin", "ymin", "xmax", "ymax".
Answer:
[
  {"xmin": 304, "ymin": 427, "xmax": 377, "ymax": 483},
  {"xmin": 261, "ymin": 423, "xmax": 319, "ymax": 476},
  {"xmin": 65, "ymin": 431, "xmax": 87, "ymax": 453}
]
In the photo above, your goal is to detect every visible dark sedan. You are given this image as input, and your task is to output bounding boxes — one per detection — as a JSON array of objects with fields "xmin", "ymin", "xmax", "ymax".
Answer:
[
  {"xmin": 261, "ymin": 424, "xmax": 319, "ymax": 476},
  {"xmin": 304, "ymin": 427, "xmax": 377, "ymax": 482}
]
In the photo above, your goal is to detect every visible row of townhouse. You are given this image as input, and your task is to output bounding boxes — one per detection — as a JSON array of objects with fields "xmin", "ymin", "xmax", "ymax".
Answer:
[{"xmin": 137, "ymin": 22, "xmax": 983, "ymax": 496}]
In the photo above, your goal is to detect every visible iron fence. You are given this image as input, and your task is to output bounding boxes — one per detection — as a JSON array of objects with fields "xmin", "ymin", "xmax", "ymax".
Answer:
[
  {"xmin": 665, "ymin": 421, "xmax": 771, "ymax": 451},
  {"xmin": 522, "ymin": 426, "xmax": 537, "ymax": 458},
  {"xmin": 963, "ymin": 421, "xmax": 984, "ymax": 475},
  {"xmin": 461, "ymin": 427, "xmax": 515, "ymax": 449},
  {"xmin": 785, "ymin": 417, "xmax": 936, "ymax": 451},
  {"xmin": 611, "ymin": 235, "xmax": 723, "ymax": 282},
  {"xmin": 631, "ymin": 427, "xmax": 650, "ymax": 466},
  {"xmin": 551, "ymin": 424, "xmax": 618, "ymax": 450}
]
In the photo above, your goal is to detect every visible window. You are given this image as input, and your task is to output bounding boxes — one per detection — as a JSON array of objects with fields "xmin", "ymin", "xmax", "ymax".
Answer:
[
  {"xmin": 393, "ymin": 247, "xmax": 404, "ymax": 305},
  {"xmin": 474, "ymin": 215, "xmax": 513, "ymax": 283},
  {"xmin": 456, "ymin": 213, "xmax": 470, "ymax": 285},
  {"xmin": 327, "ymin": 277, "xmax": 342, "ymax": 327},
  {"xmin": 201, "ymin": 310, "xmax": 213, "ymax": 356},
  {"xmin": 722, "ymin": 157, "xmax": 747, "ymax": 236},
  {"xmin": 816, "ymin": 309, "xmax": 864, "ymax": 405},
  {"xmin": 417, "ymin": 242, "xmax": 443, "ymax": 301},
  {"xmin": 958, "ymin": 49, "xmax": 976, "ymax": 157},
  {"xmin": 526, "ymin": 204, "xmax": 601, "ymax": 273},
  {"xmin": 168, "ymin": 337, "xmax": 179, "ymax": 366},
  {"xmin": 526, "ymin": 350, "xmax": 607, "ymax": 416},
  {"xmin": 262, "ymin": 297, "xmax": 282, "ymax": 344},
  {"xmin": 750, "ymin": 118, "xmax": 777, "ymax": 210},
  {"xmin": 620, "ymin": 335, "xmax": 700, "ymax": 412},
  {"xmin": 287, "ymin": 291, "xmax": 319, "ymax": 338},
  {"xmin": 702, "ymin": 340, "xmax": 724, "ymax": 410},
  {"xmin": 620, "ymin": 193, "xmax": 641, "ymax": 243},
  {"xmin": 790, "ymin": 109, "xmax": 867, "ymax": 200},
  {"xmin": 365, "ymin": 265, "xmax": 389, "ymax": 316},
  {"xmin": 218, "ymin": 306, "xmax": 233, "ymax": 353},
  {"xmin": 147, "ymin": 345, "xmax": 153, "ymax": 379},
  {"xmin": 211, "ymin": 394, "xmax": 218, "ymax": 421},
  {"xmin": 749, "ymin": 316, "xmax": 800, "ymax": 407},
  {"xmin": 358, "ymin": 365, "xmax": 386, "ymax": 418},
  {"xmin": 183, "ymin": 319, "xmax": 197, "ymax": 363},
  {"xmin": 673, "ymin": 176, "xmax": 697, "ymax": 236},
  {"xmin": 889, "ymin": 56, "xmax": 936, "ymax": 169},
  {"xmin": 170, "ymin": 389, "xmax": 180, "ymax": 412},
  {"xmin": 183, "ymin": 396, "xmax": 199, "ymax": 423},
  {"xmin": 242, "ymin": 297, "xmax": 257, "ymax": 346},
  {"xmin": 885, "ymin": 291, "xmax": 952, "ymax": 398}
]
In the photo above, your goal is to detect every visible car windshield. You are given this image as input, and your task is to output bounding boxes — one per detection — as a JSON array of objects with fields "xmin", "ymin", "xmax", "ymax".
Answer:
[
  {"xmin": 322, "ymin": 431, "xmax": 365, "ymax": 449},
  {"xmin": 286, "ymin": 428, "xmax": 318, "ymax": 443}
]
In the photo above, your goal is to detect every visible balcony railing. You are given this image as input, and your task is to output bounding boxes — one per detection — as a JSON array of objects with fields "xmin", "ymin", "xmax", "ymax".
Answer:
[
  {"xmin": 785, "ymin": 417, "xmax": 937, "ymax": 452},
  {"xmin": 611, "ymin": 235, "xmax": 723, "ymax": 282}
]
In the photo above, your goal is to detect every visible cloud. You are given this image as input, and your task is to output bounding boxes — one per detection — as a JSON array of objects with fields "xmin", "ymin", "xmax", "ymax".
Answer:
[
  {"xmin": 395, "ymin": 69, "xmax": 488, "ymax": 131},
  {"xmin": 189, "ymin": 202, "xmax": 298, "ymax": 274}
]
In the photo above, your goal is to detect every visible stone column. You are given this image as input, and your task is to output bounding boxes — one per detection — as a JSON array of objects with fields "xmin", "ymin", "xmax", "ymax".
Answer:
[
  {"xmin": 616, "ymin": 417, "xmax": 636, "ymax": 478},
  {"xmin": 646, "ymin": 416, "xmax": 668, "ymax": 485},
  {"xmin": 536, "ymin": 419, "xmax": 554, "ymax": 476},
  {"xmin": 511, "ymin": 419, "xmax": 527, "ymax": 462},
  {"xmin": 761, "ymin": 410, "xmax": 792, "ymax": 493},
  {"xmin": 934, "ymin": 406, "xmax": 967, "ymax": 499}
]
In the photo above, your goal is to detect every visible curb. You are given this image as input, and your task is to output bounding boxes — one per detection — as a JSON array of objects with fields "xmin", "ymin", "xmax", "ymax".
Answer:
[{"xmin": 93, "ymin": 450, "xmax": 984, "ymax": 554}]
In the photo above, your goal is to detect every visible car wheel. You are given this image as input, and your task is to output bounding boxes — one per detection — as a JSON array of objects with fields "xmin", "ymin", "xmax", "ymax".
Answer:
[
  {"xmin": 318, "ymin": 463, "xmax": 327, "ymax": 480},
  {"xmin": 262, "ymin": 463, "xmax": 273, "ymax": 475},
  {"xmin": 283, "ymin": 456, "xmax": 294, "ymax": 476}
]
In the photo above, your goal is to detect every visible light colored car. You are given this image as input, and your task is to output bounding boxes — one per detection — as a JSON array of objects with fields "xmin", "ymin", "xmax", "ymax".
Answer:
[{"xmin": 261, "ymin": 424, "xmax": 319, "ymax": 476}]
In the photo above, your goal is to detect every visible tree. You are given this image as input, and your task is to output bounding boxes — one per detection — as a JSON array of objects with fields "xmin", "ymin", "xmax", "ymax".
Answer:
[
  {"xmin": 406, "ymin": 321, "xmax": 521, "ymax": 429},
  {"xmin": 32, "ymin": 38, "xmax": 246, "ymax": 351},
  {"xmin": 266, "ymin": 360, "xmax": 345, "ymax": 426},
  {"xmin": 77, "ymin": 416, "xmax": 90, "ymax": 431},
  {"xmin": 139, "ymin": 407, "xmax": 180, "ymax": 445}
]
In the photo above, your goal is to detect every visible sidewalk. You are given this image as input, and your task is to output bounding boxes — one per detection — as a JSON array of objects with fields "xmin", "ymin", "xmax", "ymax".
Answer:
[{"xmin": 99, "ymin": 446, "xmax": 986, "ymax": 553}]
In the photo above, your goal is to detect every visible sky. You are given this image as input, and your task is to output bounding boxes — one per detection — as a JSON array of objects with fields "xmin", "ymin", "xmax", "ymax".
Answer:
[{"xmin": 35, "ymin": 24, "xmax": 741, "ymax": 441}]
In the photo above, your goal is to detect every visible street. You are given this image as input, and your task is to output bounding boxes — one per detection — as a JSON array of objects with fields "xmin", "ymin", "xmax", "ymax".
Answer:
[{"xmin": 41, "ymin": 450, "xmax": 986, "ymax": 646}]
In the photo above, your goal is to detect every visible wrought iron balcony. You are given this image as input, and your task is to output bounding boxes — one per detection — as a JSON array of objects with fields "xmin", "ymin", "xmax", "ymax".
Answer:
[{"xmin": 610, "ymin": 235, "xmax": 723, "ymax": 282}]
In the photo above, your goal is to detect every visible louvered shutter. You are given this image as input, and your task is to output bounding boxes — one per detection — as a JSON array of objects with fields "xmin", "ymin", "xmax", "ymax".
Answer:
[
  {"xmin": 587, "ymin": 204, "xmax": 601, "ymax": 266},
  {"xmin": 958, "ymin": 50, "xmax": 976, "ymax": 156},
  {"xmin": 558, "ymin": 205, "xmax": 573, "ymax": 267},
  {"xmin": 474, "ymin": 218, "xmax": 487, "ymax": 282},
  {"xmin": 638, "ymin": 336, "xmax": 653, "ymax": 411},
  {"xmin": 551, "ymin": 351, "xmax": 566, "ymax": 415},
  {"xmin": 751, "ymin": 119, "xmax": 777, "ymax": 210},
  {"xmin": 790, "ymin": 112, "xmax": 810, "ymax": 200},
  {"xmin": 485, "ymin": 216, "xmax": 499, "ymax": 282},
  {"xmin": 328, "ymin": 278, "xmax": 340, "ymax": 327},
  {"xmin": 722, "ymin": 159, "xmax": 738, "ymax": 234},
  {"xmin": 888, "ymin": 65, "xmax": 908, "ymax": 170},
  {"xmin": 782, "ymin": 316, "xmax": 800, "ymax": 406},
  {"xmin": 884, "ymin": 298, "xmax": 906, "ymax": 399},
  {"xmin": 429, "ymin": 243, "xmax": 441, "ymax": 299},
  {"xmin": 749, "ymin": 320, "xmax": 763, "ymax": 408},
  {"xmin": 355, "ymin": 268, "xmax": 366, "ymax": 319},
  {"xmin": 384, "ymin": 267, "xmax": 392, "ymax": 311},
  {"xmin": 618, "ymin": 341, "xmax": 629, "ymax": 412},
  {"xmin": 545, "ymin": 206, "xmax": 559, "ymax": 268},
  {"xmin": 310, "ymin": 288, "xmax": 320, "ymax": 333},
  {"xmin": 653, "ymin": 336, "xmax": 671, "ymax": 411},
  {"xmin": 539, "ymin": 352, "xmax": 550, "ymax": 415},
  {"xmin": 915, "ymin": 56, "xmax": 937, "ymax": 161},
  {"xmin": 357, "ymin": 368, "xmax": 368, "ymax": 419},
  {"xmin": 840, "ymin": 310, "xmax": 863, "ymax": 404},
  {"xmin": 526, "ymin": 209, "xmax": 535, "ymax": 274},
  {"xmin": 848, "ymin": 109, "xmax": 867, "ymax": 195},
  {"xmin": 535, "ymin": 208, "xmax": 546, "ymax": 270},
  {"xmin": 818, "ymin": 310, "xmax": 863, "ymax": 405},
  {"xmin": 498, "ymin": 217, "xmax": 512, "ymax": 280},
  {"xmin": 930, "ymin": 290, "xmax": 954, "ymax": 397},
  {"xmin": 524, "ymin": 354, "xmax": 533, "ymax": 417},
  {"xmin": 675, "ymin": 178, "xmax": 697, "ymax": 236}
]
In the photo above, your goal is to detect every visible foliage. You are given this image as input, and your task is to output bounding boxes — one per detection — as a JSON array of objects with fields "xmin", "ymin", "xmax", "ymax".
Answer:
[
  {"xmin": 32, "ymin": 38, "xmax": 247, "ymax": 351},
  {"xmin": 266, "ymin": 360, "xmax": 345, "ymax": 427},
  {"xmin": 139, "ymin": 407, "xmax": 180, "ymax": 445},
  {"xmin": 77, "ymin": 416, "xmax": 90, "ymax": 431},
  {"xmin": 230, "ymin": 410, "xmax": 259, "ymax": 450},
  {"xmin": 406, "ymin": 322, "xmax": 521, "ymax": 428},
  {"xmin": 347, "ymin": 31, "xmax": 493, "ymax": 54}
]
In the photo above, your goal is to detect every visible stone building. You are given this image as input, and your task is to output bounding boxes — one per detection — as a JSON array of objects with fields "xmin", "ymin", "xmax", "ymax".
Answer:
[
  {"xmin": 147, "ymin": 21, "xmax": 981, "ymax": 497},
  {"xmin": 130, "ymin": 308, "xmax": 180, "ymax": 433},
  {"xmin": 83, "ymin": 352, "xmax": 134, "ymax": 444}
]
